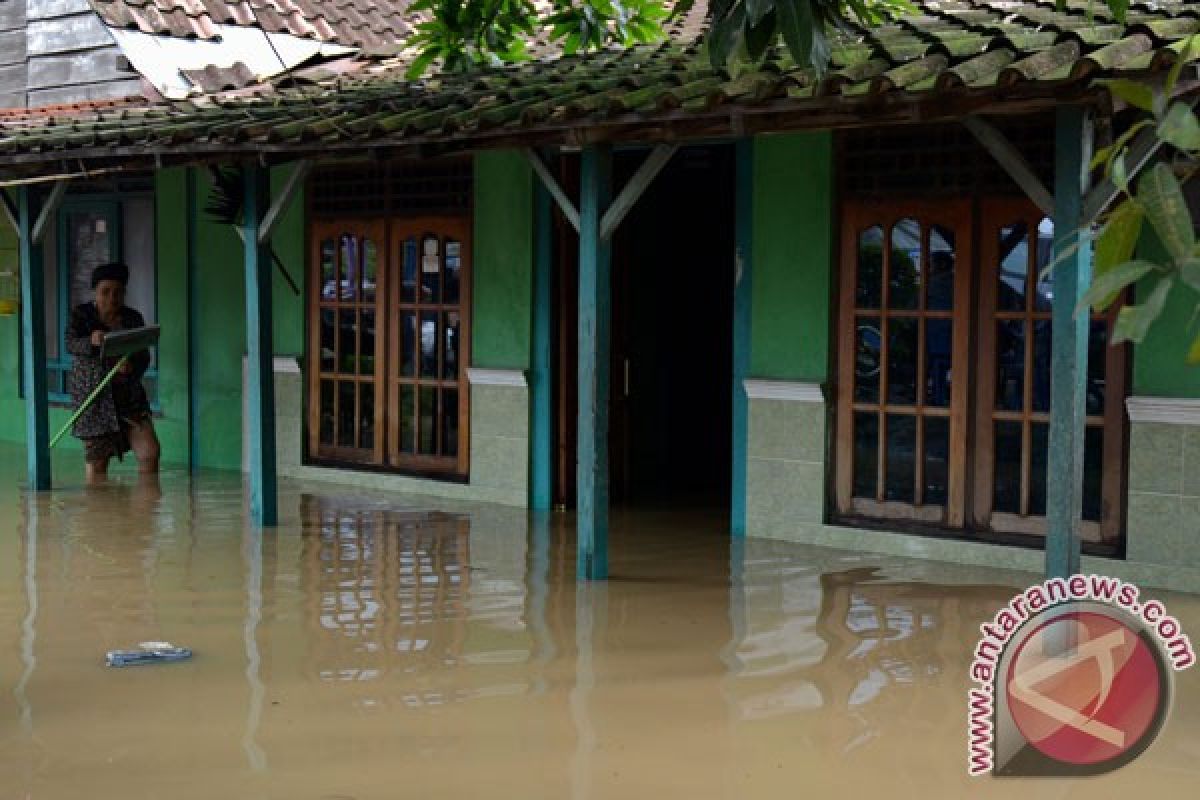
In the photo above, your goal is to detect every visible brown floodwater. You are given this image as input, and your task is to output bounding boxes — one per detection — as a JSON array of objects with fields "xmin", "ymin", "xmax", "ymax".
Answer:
[{"xmin": 1, "ymin": 449, "xmax": 1198, "ymax": 799}]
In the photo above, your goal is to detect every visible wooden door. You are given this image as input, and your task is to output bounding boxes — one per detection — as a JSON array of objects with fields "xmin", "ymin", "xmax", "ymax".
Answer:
[
  {"xmin": 974, "ymin": 198, "xmax": 1126, "ymax": 544},
  {"xmin": 308, "ymin": 221, "xmax": 387, "ymax": 465},
  {"xmin": 835, "ymin": 200, "xmax": 974, "ymax": 526},
  {"xmin": 387, "ymin": 218, "xmax": 472, "ymax": 476}
]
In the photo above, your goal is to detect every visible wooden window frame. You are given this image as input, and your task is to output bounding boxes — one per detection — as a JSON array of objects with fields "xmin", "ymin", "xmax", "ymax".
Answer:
[{"xmin": 835, "ymin": 200, "xmax": 974, "ymax": 527}]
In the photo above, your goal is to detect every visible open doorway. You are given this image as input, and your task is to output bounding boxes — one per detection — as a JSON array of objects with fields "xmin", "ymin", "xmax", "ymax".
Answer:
[{"xmin": 552, "ymin": 145, "xmax": 736, "ymax": 510}]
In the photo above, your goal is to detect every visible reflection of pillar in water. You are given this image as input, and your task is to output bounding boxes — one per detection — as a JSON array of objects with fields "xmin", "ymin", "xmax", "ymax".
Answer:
[
  {"xmin": 16, "ymin": 493, "xmax": 38, "ymax": 737},
  {"xmin": 242, "ymin": 529, "xmax": 267, "ymax": 772},
  {"xmin": 526, "ymin": 512, "xmax": 556, "ymax": 694},
  {"xmin": 570, "ymin": 580, "xmax": 607, "ymax": 800}
]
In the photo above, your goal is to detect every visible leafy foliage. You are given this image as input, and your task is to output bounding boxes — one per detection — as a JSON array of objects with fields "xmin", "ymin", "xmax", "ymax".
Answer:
[{"xmin": 1085, "ymin": 35, "xmax": 1200, "ymax": 362}]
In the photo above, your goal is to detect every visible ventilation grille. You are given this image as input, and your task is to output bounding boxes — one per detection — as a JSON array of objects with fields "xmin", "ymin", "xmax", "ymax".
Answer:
[
  {"xmin": 311, "ymin": 158, "xmax": 472, "ymax": 218},
  {"xmin": 840, "ymin": 118, "xmax": 1055, "ymax": 198}
]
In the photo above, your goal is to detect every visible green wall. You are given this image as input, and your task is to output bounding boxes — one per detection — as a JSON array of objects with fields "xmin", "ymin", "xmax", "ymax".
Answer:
[
  {"xmin": 1132, "ymin": 232, "xmax": 1200, "ymax": 397},
  {"xmin": 750, "ymin": 132, "xmax": 834, "ymax": 382},
  {"xmin": 472, "ymin": 151, "xmax": 534, "ymax": 369},
  {"xmin": 0, "ymin": 166, "xmax": 306, "ymax": 472}
]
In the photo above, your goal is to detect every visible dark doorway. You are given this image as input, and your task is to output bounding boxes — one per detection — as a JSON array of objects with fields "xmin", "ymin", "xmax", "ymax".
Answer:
[{"xmin": 552, "ymin": 145, "xmax": 736, "ymax": 510}]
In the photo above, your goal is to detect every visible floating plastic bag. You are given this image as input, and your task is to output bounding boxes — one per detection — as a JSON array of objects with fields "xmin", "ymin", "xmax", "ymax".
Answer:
[{"xmin": 106, "ymin": 641, "xmax": 193, "ymax": 667}]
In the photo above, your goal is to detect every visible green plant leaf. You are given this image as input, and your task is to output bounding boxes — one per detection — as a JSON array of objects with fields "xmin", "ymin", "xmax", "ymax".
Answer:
[
  {"xmin": 1189, "ymin": 321, "xmax": 1200, "ymax": 364},
  {"xmin": 777, "ymin": 0, "xmax": 814, "ymax": 70},
  {"xmin": 1113, "ymin": 275, "xmax": 1174, "ymax": 344},
  {"xmin": 1168, "ymin": 34, "xmax": 1200, "ymax": 93},
  {"xmin": 1078, "ymin": 259, "xmax": 1157, "ymax": 314},
  {"xmin": 1182, "ymin": 257, "xmax": 1200, "ymax": 292},
  {"xmin": 1101, "ymin": 78, "xmax": 1156, "ymax": 113},
  {"xmin": 746, "ymin": 0, "xmax": 775, "ymax": 26},
  {"xmin": 1094, "ymin": 201, "xmax": 1144, "ymax": 273},
  {"xmin": 1158, "ymin": 101, "xmax": 1200, "ymax": 152},
  {"xmin": 1138, "ymin": 162, "xmax": 1194, "ymax": 264}
]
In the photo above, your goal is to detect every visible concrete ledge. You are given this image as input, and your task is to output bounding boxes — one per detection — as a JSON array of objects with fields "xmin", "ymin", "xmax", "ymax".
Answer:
[
  {"xmin": 278, "ymin": 462, "xmax": 526, "ymax": 507},
  {"xmin": 467, "ymin": 368, "xmax": 527, "ymax": 387},
  {"xmin": 1126, "ymin": 395, "xmax": 1200, "ymax": 425},
  {"xmin": 744, "ymin": 379, "xmax": 823, "ymax": 402}
]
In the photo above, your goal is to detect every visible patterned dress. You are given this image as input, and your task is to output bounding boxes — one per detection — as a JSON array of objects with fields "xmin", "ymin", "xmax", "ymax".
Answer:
[{"xmin": 65, "ymin": 302, "xmax": 152, "ymax": 464}]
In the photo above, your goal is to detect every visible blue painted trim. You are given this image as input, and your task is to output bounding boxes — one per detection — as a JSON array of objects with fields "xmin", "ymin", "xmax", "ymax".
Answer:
[
  {"xmin": 576, "ymin": 145, "xmax": 612, "ymax": 580},
  {"xmin": 1046, "ymin": 106, "xmax": 1092, "ymax": 579},
  {"xmin": 730, "ymin": 139, "xmax": 753, "ymax": 537},
  {"xmin": 243, "ymin": 166, "xmax": 278, "ymax": 527},
  {"xmin": 530, "ymin": 176, "xmax": 554, "ymax": 510},
  {"xmin": 18, "ymin": 188, "xmax": 50, "ymax": 490}
]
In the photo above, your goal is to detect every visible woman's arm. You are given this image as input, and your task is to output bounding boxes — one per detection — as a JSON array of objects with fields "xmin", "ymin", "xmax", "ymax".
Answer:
[{"xmin": 65, "ymin": 305, "xmax": 100, "ymax": 358}]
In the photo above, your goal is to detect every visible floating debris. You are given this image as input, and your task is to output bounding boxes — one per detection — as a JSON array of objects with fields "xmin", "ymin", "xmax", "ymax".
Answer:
[{"xmin": 106, "ymin": 641, "xmax": 193, "ymax": 667}]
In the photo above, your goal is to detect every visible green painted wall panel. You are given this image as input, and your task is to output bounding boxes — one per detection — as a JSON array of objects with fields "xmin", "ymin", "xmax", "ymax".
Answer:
[
  {"xmin": 154, "ymin": 168, "xmax": 190, "ymax": 461},
  {"xmin": 1133, "ymin": 231, "xmax": 1200, "ymax": 397},
  {"xmin": 750, "ymin": 132, "xmax": 834, "ymax": 382},
  {"xmin": 472, "ymin": 151, "xmax": 534, "ymax": 369},
  {"xmin": 271, "ymin": 165, "xmax": 306, "ymax": 357}
]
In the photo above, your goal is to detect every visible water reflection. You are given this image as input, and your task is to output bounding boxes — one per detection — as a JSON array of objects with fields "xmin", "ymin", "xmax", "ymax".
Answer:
[{"xmin": 1, "ymin": 463, "xmax": 1198, "ymax": 798}]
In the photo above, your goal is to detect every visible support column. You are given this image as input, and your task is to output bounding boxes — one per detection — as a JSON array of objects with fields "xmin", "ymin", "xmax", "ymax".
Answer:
[
  {"xmin": 1046, "ymin": 106, "xmax": 1093, "ymax": 579},
  {"xmin": 242, "ymin": 166, "xmax": 277, "ymax": 526},
  {"xmin": 530, "ymin": 179, "xmax": 554, "ymax": 511},
  {"xmin": 731, "ymin": 140, "xmax": 753, "ymax": 536},
  {"xmin": 18, "ymin": 188, "xmax": 50, "ymax": 491},
  {"xmin": 576, "ymin": 145, "xmax": 612, "ymax": 579}
]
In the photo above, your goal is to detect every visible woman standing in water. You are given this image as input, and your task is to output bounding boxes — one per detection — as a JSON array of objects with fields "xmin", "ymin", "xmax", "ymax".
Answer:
[{"xmin": 65, "ymin": 262, "xmax": 160, "ymax": 483}]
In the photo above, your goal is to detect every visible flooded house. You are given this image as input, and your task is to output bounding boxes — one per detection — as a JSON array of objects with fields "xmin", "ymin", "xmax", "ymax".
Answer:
[{"xmin": 0, "ymin": 0, "xmax": 1198, "ymax": 594}]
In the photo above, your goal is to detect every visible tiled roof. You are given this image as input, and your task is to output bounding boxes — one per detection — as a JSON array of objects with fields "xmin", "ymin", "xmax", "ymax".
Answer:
[
  {"xmin": 89, "ymin": 0, "xmax": 416, "ymax": 49},
  {"xmin": 2, "ymin": 0, "xmax": 1199, "ymax": 169}
]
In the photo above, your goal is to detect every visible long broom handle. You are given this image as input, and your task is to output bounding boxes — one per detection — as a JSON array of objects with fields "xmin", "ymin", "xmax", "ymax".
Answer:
[{"xmin": 49, "ymin": 354, "xmax": 130, "ymax": 449}]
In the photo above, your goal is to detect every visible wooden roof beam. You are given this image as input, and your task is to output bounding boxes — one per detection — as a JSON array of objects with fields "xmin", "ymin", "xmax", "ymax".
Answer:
[
  {"xmin": 524, "ymin": 147, "xmax": 580, "ymax": 233},
  {"xmin": 0, "ymin": 190, "xmax": 16, "ymax": 235},
  {"xmin": 599, "ymin": 144, "xmax": 677, "ymax": 242},
  {"xmin": 963, "ymin": 115, "xmax": 1055, "ymax": 216},
  {"xmin": 258, "ymin": 159, "xmax": 311, "ymax": 245}
]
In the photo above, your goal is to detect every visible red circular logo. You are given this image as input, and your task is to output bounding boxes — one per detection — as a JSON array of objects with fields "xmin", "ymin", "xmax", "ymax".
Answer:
[{"xmin": 1005, "ymin": 610, "xmax": 1166, "ymax": 767}]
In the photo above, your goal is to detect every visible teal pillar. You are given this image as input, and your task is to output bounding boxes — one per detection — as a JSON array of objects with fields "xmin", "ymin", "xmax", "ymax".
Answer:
[
  {"xmin": 1046, "ymin": 107, "xmax": 1092, "ymax": 579},
  {"xmin": 731, "ymin": 140, "xmax": 753, "ymax": 536},
  {"xmin": 530, "ymin": 179, "xmax": 554, "ymax": 511},
  {"xmin": 577, "ymin": 145, "xmax": 612, "ymax": 580},
  {"xmin": 242, "ymin": 166, "xmax": 277, "ymax": 526},
  {"xmin": 18, "ymin": 188, "xmax": 50, "ymax": 490}
]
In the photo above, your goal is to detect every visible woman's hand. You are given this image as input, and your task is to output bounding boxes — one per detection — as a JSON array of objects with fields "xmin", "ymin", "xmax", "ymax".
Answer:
[{"xmin": 90, "ymin": 330, "xmax": 105, "ymax": 347}]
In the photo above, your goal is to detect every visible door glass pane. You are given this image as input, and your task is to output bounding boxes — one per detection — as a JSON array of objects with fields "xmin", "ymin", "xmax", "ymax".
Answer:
[
  {"xmin": 321, "ymin": 239, "xmax": 337, "ymax": 300},
  {"xmin": 444, "ymin": 240, "xmax": 462, "ymax": 305},
  {"xmin": 997, "ymin": 222, "xmax": 1028, "ymax": 311},
  {"xmin": 924, "ymin": 417, "xmax": 949, "ymax": 506},
  {"xmin": 320, "ymin": 380, "xmax": 334, "ymax": 445},
  {"xmin": 420, "ymin": 311, "xmax": 439, "ymax": 379},
  {"xmin": 402, "ymin": 237, "xmax": 418, "ymax": 303},
  {"xmin": 359, "ymin": 384, "xmax": 374, "ymax": 450},
  {"xmin": 1032, "ymin": 320, "xmax": 1052, "ymax": 413},
  {"xmin": 360, "ymin": 309, "xmax": 376, "ymax": 375},
  {"xmin": 925, "ymin": 319, "xmax": 952, "ymax": 407},
  {"xmin": 854, "ymin": 317, "xmax": 881, "ymax": 403},
  {"xmin": 337, "ymin": 381, "xmax": 355, "ymax": 447},
  {"xmin": 853, "ymin": 412, "xmax": 878, "ymax": 499},
  {"xmin": 857, "ymin": 226, "xmax": 883, "ymax": 309},
  {"xmin": 442, "ymin": 388, "xmax": 459, "ymax": 457},
  {"xmin": 1030, "ymin": 422, "xmax": 1049, "ymax": 516},
  {"xmin": 928, "ymin": 224, "xmax": 955, "ymax": 311},
  {"xmin": 338, "ymin": 309, "xmax": 356, "ymax": 374},
  {"xmin": 363, "ymin": 239, "xmax": 378, "ymax": 302},
  {"xmin": 320, "ymin": 309, "xmax": 335, "ymax": 371},
  {"xmin": 1083, "ymin": 426, "xmax": 1103, "ymax": 522},
  {"xmin": 400, "ymin": 385, "xmax": 415, "ymax": 453},
  {"xmin": 421, "ymin": 235, "xmax": 441, "ymax": 303},
  {"xmin": 340, "ymin": 234, "xmax": 358, "ymax": 301},
  {"xmin": 1034, "ymin": 217, "xmax": 1054, "ymax": 311},
  {"xmin": 995, "ymin": 320, "xmax": 1025, "ymax": 412},
  {"xmin": 889, "ymin": 219, "xmax": 921, "ymax": 310},
  {"xmin": 419, "ymin": 386, "xmax": 436, "ymax": 455},
  {"xmin": 884, "ymin": 414, "xmax": 916, "ymax": 503},
  {"xmin": 993, "ymin": 421, "xmax": 1022, "ymax": 514},
  {"xmin": 443, "ymin": 311, "xmax": 460, "ymax": 380},
  {"xmin": 401, "ymin": 312, "xmax": 416, "ymax": 377},
  {"xmin": 1087, "ymin": 320, "xmax": 1107, "ymax": 416},
  {"xmin": 67, "ymin": 210, "xmax": 113, "ymax": 310},
  {"xmin": 887, "ymin": 317, "xmax": 918, "ymax": 404}
]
